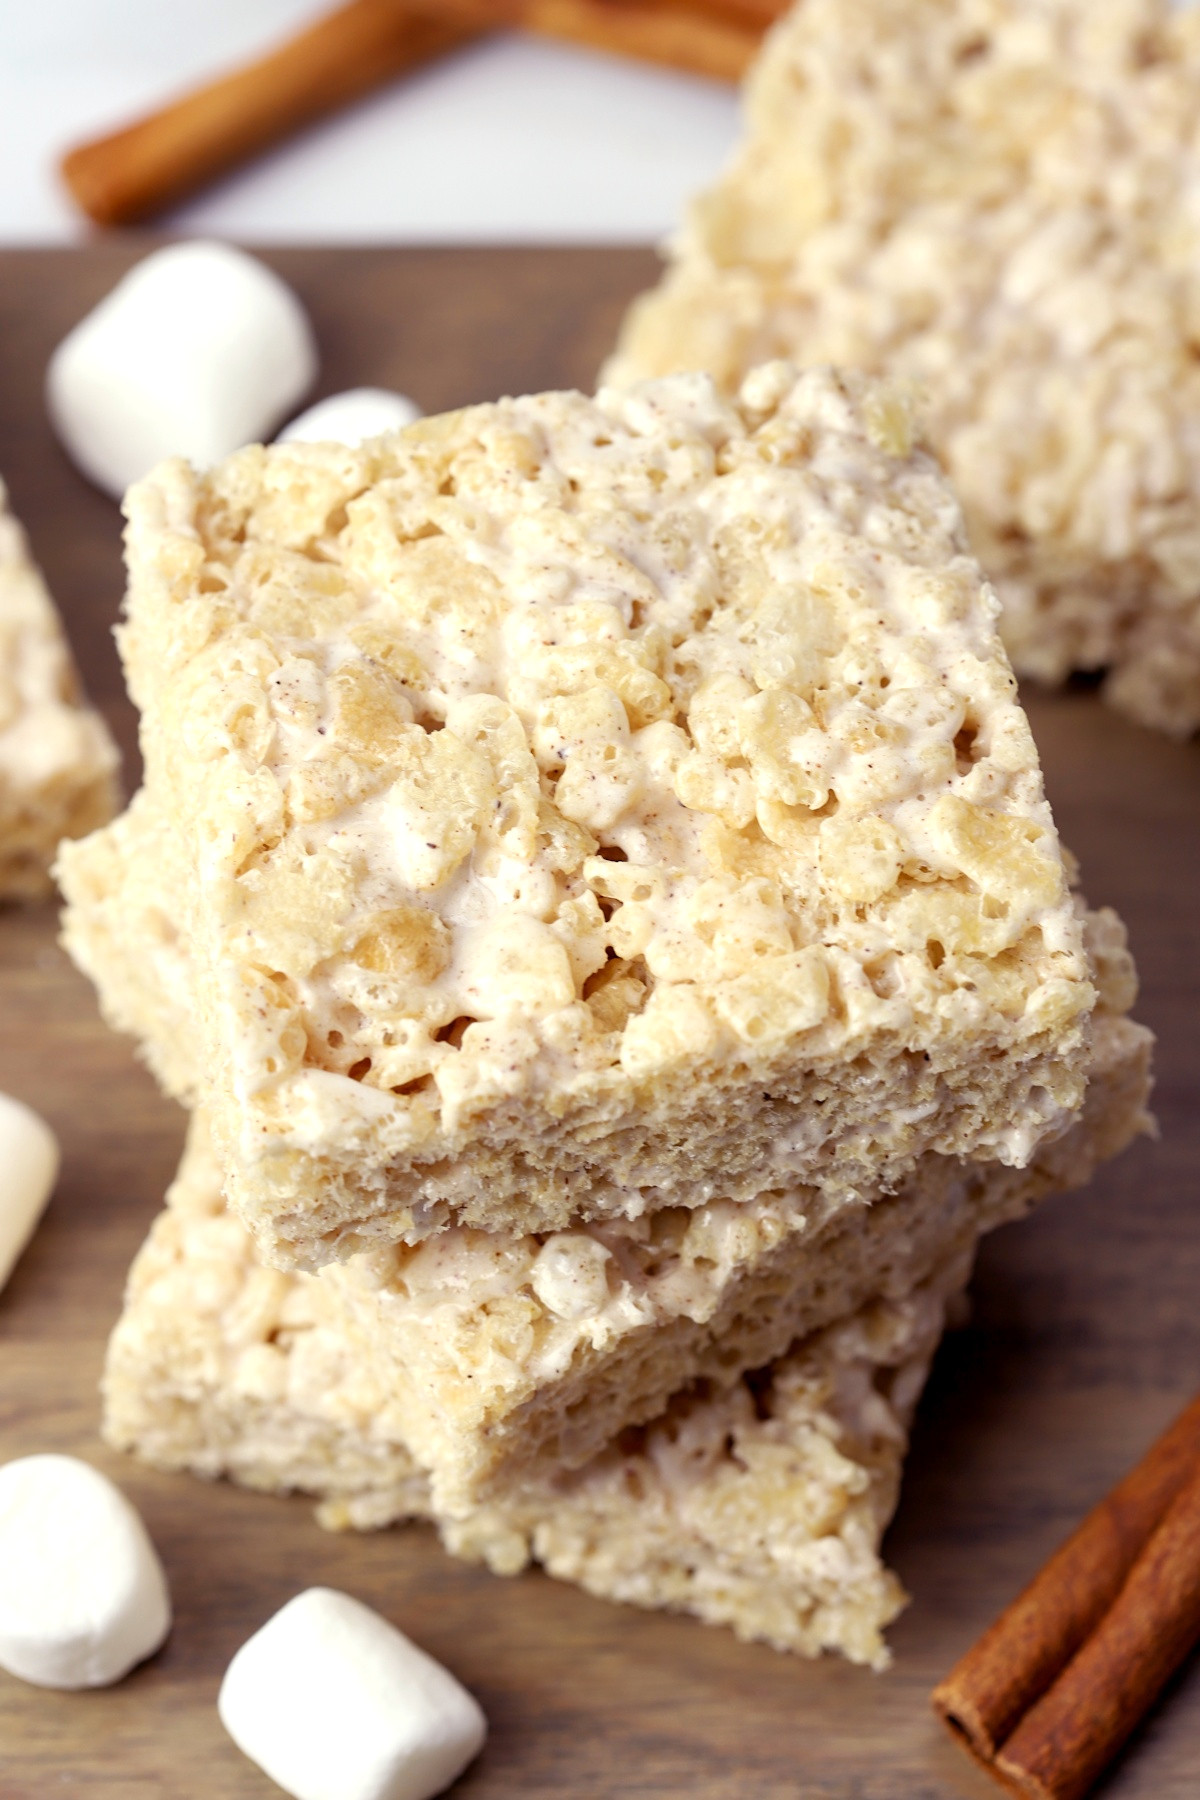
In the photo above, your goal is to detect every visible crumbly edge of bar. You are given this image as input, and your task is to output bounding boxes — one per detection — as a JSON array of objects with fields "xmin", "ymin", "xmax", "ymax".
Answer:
[
  {"xmin": 95, "ymin": 982, "xmax": 1148, "ymax": 1523},
  {"xmin": 602, "ymin": 0, "xmax": 1200, "ymax": 734},
  {"xmin": 58, "ymin": 783, "xmax": 1096, "ymax": 1279},
  {"xmin": 440, "ymin": 1263, "xmax": 963, "ymax": 1670},
  {"xmin": 0, "ymin": 481, "xmax": 119, "ymax": 897},
  {"xmin": 996, "ymin": 544, "xmax": 1200, "ymax": 740},
  {"xmin": 218, "ymin": 1014, "xmax": 1091, "ymax": 1267},
  {"xmin": 111, "ymin": 363, "xmax": 1090, "ymax": 1261},
  {"xmin": 281, "ymin": 974, "xmax": 1150, "ymax": 1515},
  {"xmin": 99, "ymin": 921, "xmax": 1149, "ymax": 1527},
  {"xmin": 103, "ymin": 1158, "xmax": 964, "ymax": 1664},
  {"xmin": 57, "ymin": 789, "xmax": 198, "ymax": 1101}
]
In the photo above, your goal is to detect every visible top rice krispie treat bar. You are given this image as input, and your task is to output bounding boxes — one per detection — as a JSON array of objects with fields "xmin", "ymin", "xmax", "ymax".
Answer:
[
  {"xmin": 111, "ymin": 364, "xmax": 1093, "ymax": 1268},
  {"xmin": 0, "ymin": 479, "xmax": 118, "ymax": 897},
  {"xmin": 605, "ymin": 0, "xmax": 1200, "ymax": 736}
]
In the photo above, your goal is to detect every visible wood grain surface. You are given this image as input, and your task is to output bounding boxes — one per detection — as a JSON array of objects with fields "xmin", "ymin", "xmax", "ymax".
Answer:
[{"xmin": 0, "ymin": 246, "xmax": 1198, "ymax": 1800}]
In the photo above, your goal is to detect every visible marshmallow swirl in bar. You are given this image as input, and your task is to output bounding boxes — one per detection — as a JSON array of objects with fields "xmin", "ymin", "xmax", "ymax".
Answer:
[{"xmin": 91, "ymin": 364, "xmax": 1094, "ymax": 1267}]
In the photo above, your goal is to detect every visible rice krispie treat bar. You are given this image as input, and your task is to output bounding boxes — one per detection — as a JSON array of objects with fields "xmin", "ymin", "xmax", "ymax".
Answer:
[
  {"xmin": 103, "ymin": 1123, "xmax": 969, "ymax": 1666},
  {"xmin": 605, "ymin": 0, "xmax": 1200, "ymax": 736},
  {"xmin": 66, "ymin": 366, "xmax": 1095, "ymax": 1268},
  {"xmin": 0, "ymin": 479, "xmax": 118, "ymax": 897},
  {"xmin": 100, "ymin": 936, "xmax": 1149, "ymax": 1522}
]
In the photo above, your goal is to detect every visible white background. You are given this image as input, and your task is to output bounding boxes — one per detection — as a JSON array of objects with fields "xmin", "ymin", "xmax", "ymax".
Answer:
[{"xmin": 0, "ymin": 1, "xmax": 742, "ymax": 243}]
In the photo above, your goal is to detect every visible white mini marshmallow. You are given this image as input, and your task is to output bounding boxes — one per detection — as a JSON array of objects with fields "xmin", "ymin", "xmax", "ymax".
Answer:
[
  {"xmin": 278, "ymin": 388, "xmax": 421, "ymax": 447},
  {"xmin": 0, "ymin": 1092, "xmax": 59, "ymax": 1294},
  {"xmin": 46, "ymin": 241, "xmax": 317, "ymax": 498},
  {"xmin": 0, "ymin": 1455, "xmax": 171, "ymax": 1689},
  {"xmin": 531, "ymin": 1232, "xmax": 612, "ymax": 1321},
  {"xmin": 219, "ymin": 1588, "xmax": 486, "ymax": 1800}
]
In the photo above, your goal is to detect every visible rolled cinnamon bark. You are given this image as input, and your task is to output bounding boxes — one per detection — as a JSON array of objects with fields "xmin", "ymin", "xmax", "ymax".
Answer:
[
  {"xmin": 651, "ymin": 0, "xmax": 789, "ymax": 28},
  {"xmin": 520, "ymin": 0, "xmax": 758, "ymax": 80},
  {"xmin": 997, "ymin": 1458, "xmax": 1200, "ymax": 1800},
  {"xmin": 933, "ymin": 1393, "xmax": 1200, "ymax": 1796},
  {"xmin": 60, "ymin": 0, "xmax": 481, "ymax": 228}
]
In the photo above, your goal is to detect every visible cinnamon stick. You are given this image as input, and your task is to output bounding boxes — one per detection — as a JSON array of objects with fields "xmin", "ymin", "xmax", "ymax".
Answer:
[
  {"xmin": 60, "ymin": 0, "xmax": 481, "ymax": 228},
  {"xmin": 518, "ymin": 0, "xmax": 759, "ymax": 81},
  {"xmin": 60, "ymin": 0, "xmax": 763, "ymax": 229},
  {"xmin": 996, "ymin": 1458, "xmax": 1200, "ymax": 1799},
  {"xmin": 933, "ymin": 1393, "xmax": 1200, "ymax": 1798},
  {"xmin": 650, "ymin": 0, "xmax": 789, "ymax": 29}
]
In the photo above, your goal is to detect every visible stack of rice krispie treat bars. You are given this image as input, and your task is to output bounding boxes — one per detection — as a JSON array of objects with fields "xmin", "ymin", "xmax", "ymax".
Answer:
[
  {"xmin": 59, "ymin": 363, "xmax": 1152, "ymax": 1667},
  {"xmin": 0, "ymin": 479, "xmax": 118, "ymax": 898}
]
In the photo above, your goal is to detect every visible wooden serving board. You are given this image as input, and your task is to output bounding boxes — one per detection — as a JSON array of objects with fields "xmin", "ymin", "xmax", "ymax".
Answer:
[{"xmin": 1, "ymin": 246, "xmax": 1198, "ymax": 1800}]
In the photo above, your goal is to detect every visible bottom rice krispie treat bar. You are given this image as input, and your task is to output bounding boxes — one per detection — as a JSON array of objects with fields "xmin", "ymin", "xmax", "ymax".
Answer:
[
  {"xmin": 0, "ymin": 479, "xmax": 118, "ymax": 897},
  {"xmin": 103, "ymin": 1014, "xmax": 1150, "ymax": 1666},
  {"xmin": 67, "ymin": 795, "xmax": 1151, "ymax": 1513},
  {"xmin": 103, "ymin": 1121, "xmax": 965, "ymax": 1667}
]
